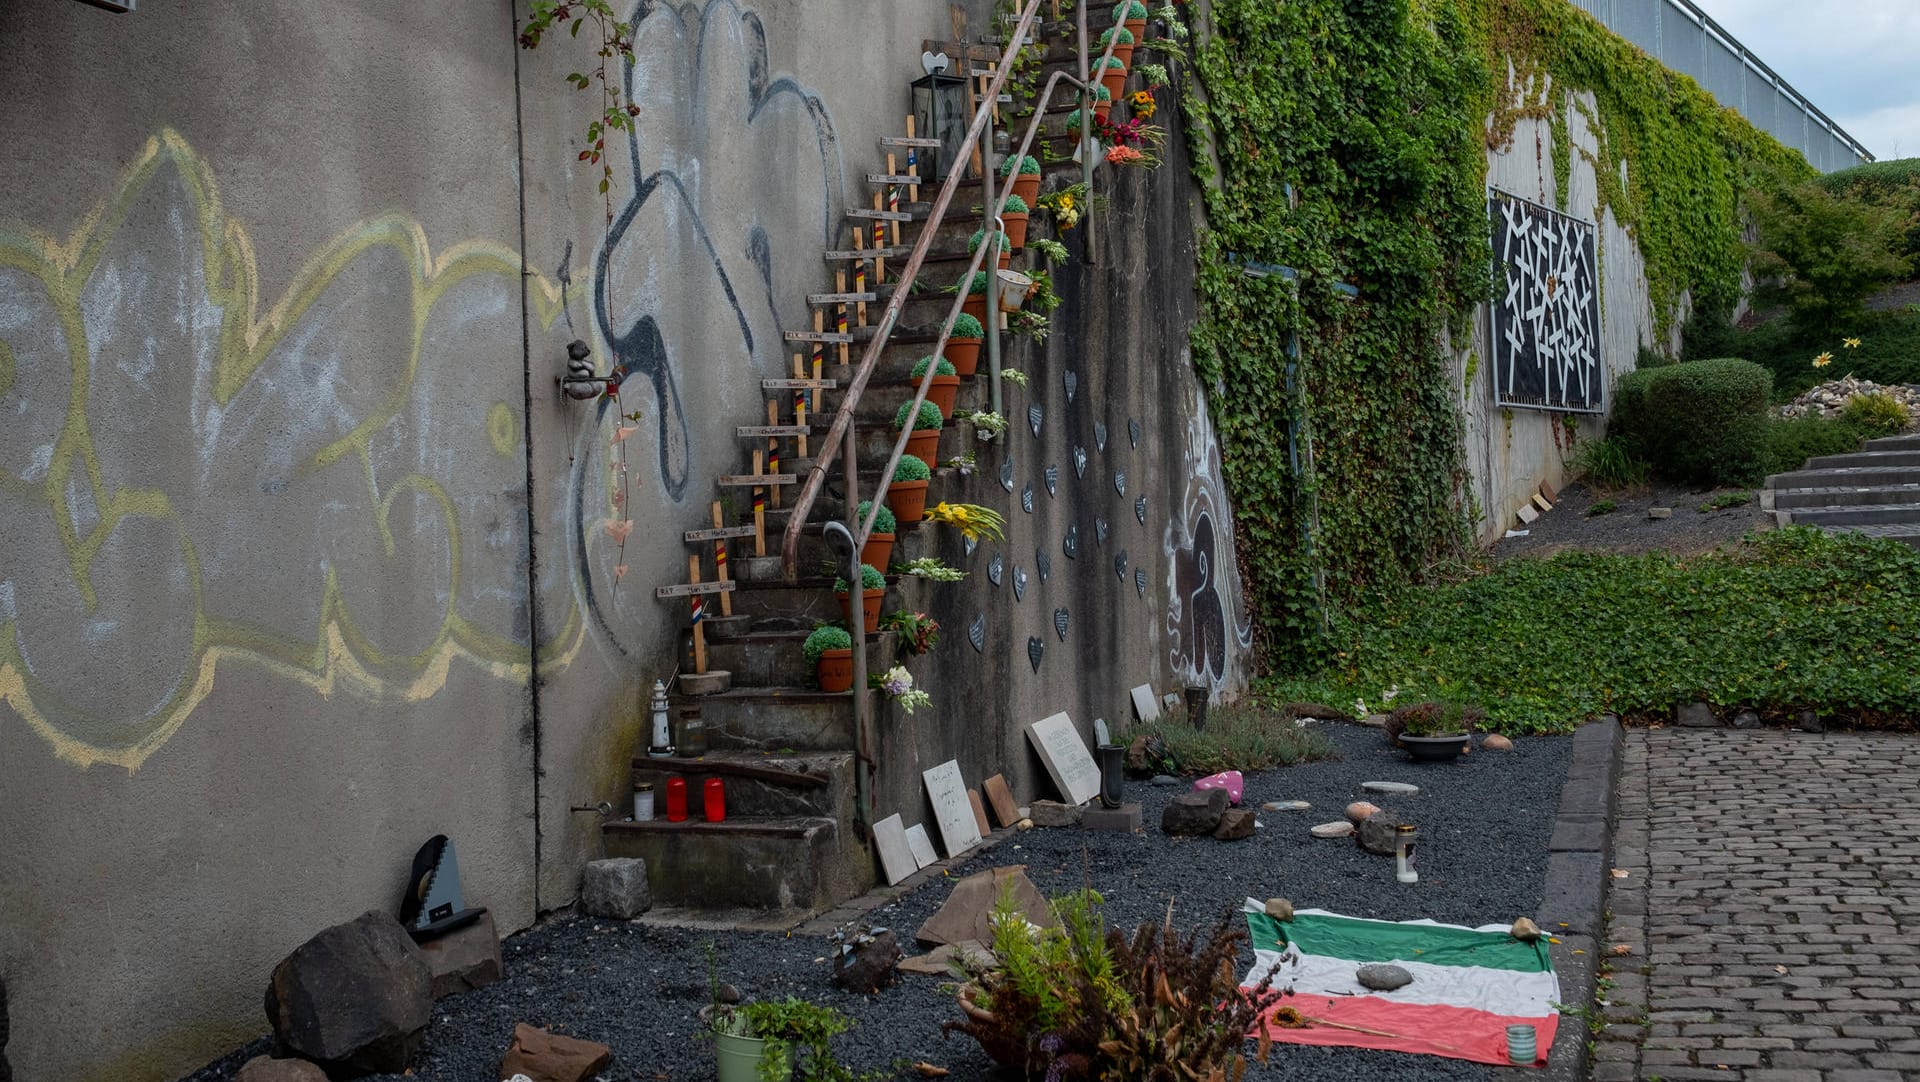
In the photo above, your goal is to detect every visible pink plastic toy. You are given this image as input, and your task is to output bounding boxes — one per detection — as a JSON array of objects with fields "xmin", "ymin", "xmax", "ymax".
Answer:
[{"xmin": 1192, "ymin": 770, "xmax": 1244, "ymax": 805}]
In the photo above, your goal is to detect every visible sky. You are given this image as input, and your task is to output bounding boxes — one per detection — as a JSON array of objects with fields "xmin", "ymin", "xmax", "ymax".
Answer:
[{"xmin": 1699, "ymin": 1, "xmax": 1920, "ymax": 161}]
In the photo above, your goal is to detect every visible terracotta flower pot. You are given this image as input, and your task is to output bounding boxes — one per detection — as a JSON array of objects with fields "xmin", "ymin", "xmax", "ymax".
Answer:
[
  {"xmin": 1093, "ymin": 100, "xmax": 1112, "ymax": 123},
  {"xmin": 860, "ymin": 531, "xmax": 895, "ymax": 571},
  {"xmin": 885, "ymin": 477, "xmax": 931, "ymax": 524},
  {"xmin": 903, "ymin": 427, "xmax": 942, "ymax": 466},
  {"xmin": 1102, "ymin": 66, "xmax": 1128, "ymax": 101},
  {"xmin": 962, "ymin": 291, "xmax": 988, "ymax": 324},
  {"xmin": 837, "ymin": 587, "xmax": 885, "ymax": 635},
  {"xmin": 1010, "ymin": 172, "xmax": 1041, "ymax": 208},
  {"xmin": 1002, "ymin": 212, "xmax": 1030, "ymax": 250},
  {"xmin": 1125, "ymin": 17, "xmax": 1147, "ymax": 42},
  {"xmin": 946, "ymin": 337, "xmax": 982, "ymax": 377},
  {"xmin": 1108, "ymin": 42, "xmax": 1134, "ymax": 68},
  {"xmin": 816, "ymin": 648, "xmax": 854, "ymax": 693},
  {"xmin": 924, "ymin": 374, "xmax": 961, "ymax": 419}
]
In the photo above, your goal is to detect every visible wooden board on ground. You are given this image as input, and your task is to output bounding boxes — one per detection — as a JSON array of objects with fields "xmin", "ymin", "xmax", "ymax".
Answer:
[
  {"xmin": 922, "ymin": 759, "xmax": 984, "ymax": 858},
  {"xmin": 870, "ymin": 814, "xmax": 917, "ymax": 887},
  {"xmin": 1025, "ymin": 713, "xmax": 1100, "ymax": 806},
  {"xmin": 982, "ymin": 773, "xmax": 1019, "ymax": 827}
]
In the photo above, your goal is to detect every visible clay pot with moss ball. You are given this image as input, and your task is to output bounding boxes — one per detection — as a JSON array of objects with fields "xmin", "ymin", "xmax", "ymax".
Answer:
[
  {"xmin": 1065, "ymin": 107, "xmax": 1084, "ymax": 143},
  {"xmin": 970, "ymin": 227, "xmax": 1011, "ymax": 271},
  {"xmin": 1099, "ymin": 54, "xmax": 1128, "ymax": 101},
  {"xmin": 1099, "ymin": 24, "xmax": 1135, "ymax": 69},
  {"xmin": 885, "ymin": 454, "xmax": 933, "ymax": 526},
  {"xmin": 911, "ymin": 354, "xmax": 961, "ymax": 419},
  {"xmin": 961, "ymin": 271, "xmax": 990, "ymax": 324},
  {"xmin": 893, "ymin": 400, "xmax": 944, "ymax": 466},
  {"xmin": 998, "ymin": 193, "xmax": 1031, "ymax": 250},
  {"xmin": 804, "ymin": 625, "xmax": 855, "ymax": 692},
  {"xmin": 855, "ymin": 499, "xmax": 897, "ymax": 570},
  {"xmin": 1115, "ymin": 0, "xmax": 1148, "ymax": 42},
  {"xmin": 1089, "ymin": 84, "xmax": 1113, "ymax": 123},
  {"xmin": 945, "ymin": 312, "xmax": 983, "ymax": 377},
  {"xmin": 999, "ymin": 154, "xmax": 1042, "ymax": 208},
  {"xmin": 832, "ymin": 564, "xmax": 886, "ymax": 636}
]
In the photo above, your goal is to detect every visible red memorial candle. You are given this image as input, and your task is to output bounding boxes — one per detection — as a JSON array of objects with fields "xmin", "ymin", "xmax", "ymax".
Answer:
[
  {"xmin": 703, "ymin": 777, "xmax": 726, "ymax": 823},
  {"xmin": 664, "ymin": 776, "xmax": 688, "ymax": 823}
]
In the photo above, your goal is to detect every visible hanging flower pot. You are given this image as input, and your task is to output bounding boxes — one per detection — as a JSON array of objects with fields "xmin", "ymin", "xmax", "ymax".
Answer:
[
  {"xmin": 856, "ymin": 500, "xmax": 896, "ymax": 569},
  {"xmin": 832, "ymin": 563, "xmax": 886, "ymax": 636},
  {"xmin": 945, "ymin": 312, "xmax": 983, "ymax": 377},
  {"xmin": 999, "ymin": 193, "xmax": 1031, "ymax": 250},
  {"xmin": 996, "ymin": 269, "xmax": 1033, "ymax": 314},
  {"xmin": 885, "ymin": 454, "xmax": 933, "ymax": 525}
]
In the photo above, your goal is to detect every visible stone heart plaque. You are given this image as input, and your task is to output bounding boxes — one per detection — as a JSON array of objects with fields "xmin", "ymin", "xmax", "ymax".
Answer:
[
  {"xmin": 989, "ymin": 552, "xmax": 1004, "ymax": 586},
  {"xmin": 1135, "ymin": 495, "xmax": 1148, "ymax": 524},
  {"xmin": 1063, "ymin": 524, "xmax": 1078, "ymax": 560},
  {"xmin": 1135, "ymin": 568, "xmax": 1148, "ymax": 597},
  {"xmin": 969, "ymin": 613, "xmax": 986, "ymax": 653},
  {"xmin": 1073, "ymin": 446, "xmax": 1087, "ymax": 478},
  {"xmin": 1128, "ymin": 417, "xmax": 1141, "ymax": 447},
  {"xmin": 1095, "ymin": 421, "xmax": 1108, "ymax": 451},
  {"xmin": 1029, "ymin": 403, "xmax": 1044, "ymax": 438},
  {"xmin": 1028, "ymin": 636, "xmax": 1045, "ymax": 673},
  {"xmin": 1054, "ymin": 607, "xmax": 1070, "ymax": 641},
  {"xmin": 1095, "ymin": 518, "xmax": 1110, "ymax": 545},
  {"xmin": 963, "ymin": 534, "xmax": 978, "ymax": 557},
  {"xmin": 921, "ymin": 50, "xmax": 951, "ymax": 74},
  {"xmin": 1064, "ymin": 369, "xmax": 1078, "ymax": 402},
  {"xmin": 1022, "ymin": 484, "xmax": 1034, "ymax": 514},
  {"xmin": 999, "ymin": 457, "xmax": 1015, "ymax": 493},
  {"xmin": 1044, "ymin": 464, "xmax": 1058, "ymax": 496},
  {"xmin": 1113, "ymin": 470, "xmax": 1126, "ymax": 496},
  {"xmin": 1013, "ymin": 565, "xmax": 1028, "ymax": 601},
  {"xmin": 1115, "ymin": 551, "xmax": 1129, "ymax": 579},
  {"xmin": 1035, "ymin": 550, "xmax": 1051, "ymax": 582}
]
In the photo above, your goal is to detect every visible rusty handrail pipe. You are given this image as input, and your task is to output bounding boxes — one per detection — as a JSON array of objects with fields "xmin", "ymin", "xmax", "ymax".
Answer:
[{"xmin": 782, "ymin": 6, "xmax": 1124, "ymax": 575}]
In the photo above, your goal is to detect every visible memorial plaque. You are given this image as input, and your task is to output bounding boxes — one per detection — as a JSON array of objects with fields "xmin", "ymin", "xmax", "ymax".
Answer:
[
  {"xmin": 904, "ymin": 824, "xmax": 939, "ymax": 869},
  {"xmin": 1026, "ymin": 713, "xmax": 1100, "ymax": 805},
  {"xmin": 982, "ymin": 774, "xmax": 1020, "ymax": 827},
  {"xmin": 1131, "ymin": 684, "xmax": 1160, "ymax": 721},
  {"xmin": 871, "ymin": 814, "xmax": 917, "ymax": 886},
  {"xmin": 1095, "ymin": 421, "xmax": 1109, "ymax": 451},
  {"xmin": 923, "ymin": 760, "xmax": 984, "ymax": 858}
]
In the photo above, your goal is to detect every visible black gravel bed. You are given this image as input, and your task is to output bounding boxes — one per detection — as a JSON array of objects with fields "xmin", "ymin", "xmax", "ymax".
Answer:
[
  {"xmin": 182, "ymin": 722, "xmax": 1570, "ymax": 1082},
  {"xmin": 1491, "ymin": 480, "xmax": 1769, "ymax": 561}
]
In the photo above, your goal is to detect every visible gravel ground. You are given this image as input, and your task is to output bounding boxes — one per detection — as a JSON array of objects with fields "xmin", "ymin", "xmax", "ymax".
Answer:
[
  {"xmin": 183, "ymin": 722, "xmax": 1569, "ymax": 1082},
  {"xmin": 1492, "ymin": 480, "xmax": 1770, "ymax": 561}
]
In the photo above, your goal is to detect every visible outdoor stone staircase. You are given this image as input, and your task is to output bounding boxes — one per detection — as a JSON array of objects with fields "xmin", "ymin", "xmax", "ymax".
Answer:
[
  {"xmin": 1761, "ymin": 433, "xmax": 1920, "ymax": 547},
  {"xmin": 604, "ymin": 12, "xmax": 1122, "ymax": 919}
]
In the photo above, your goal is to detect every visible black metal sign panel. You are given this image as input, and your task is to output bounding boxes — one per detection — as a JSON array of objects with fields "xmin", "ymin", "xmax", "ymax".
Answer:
[{"xmin": 1488, "ymin": 189, "xmax": 1603, "ymax": 413}]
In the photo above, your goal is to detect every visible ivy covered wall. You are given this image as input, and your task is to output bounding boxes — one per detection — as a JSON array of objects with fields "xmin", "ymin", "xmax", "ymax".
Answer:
[{"xmin": 1180, "ymin": 0, "xmax": 1812, "ymax": 667}]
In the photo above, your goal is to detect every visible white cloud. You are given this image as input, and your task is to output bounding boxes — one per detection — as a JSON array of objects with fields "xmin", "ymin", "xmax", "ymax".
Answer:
[{"xmin": 1835, "ymin": 102, "xmax": 1920, "ymax": 163}]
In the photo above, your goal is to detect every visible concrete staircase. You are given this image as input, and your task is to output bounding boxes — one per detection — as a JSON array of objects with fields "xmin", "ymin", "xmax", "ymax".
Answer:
[{"xmin": 1761, "ymin": 434, "xmax": 1920, "ymax": 547}]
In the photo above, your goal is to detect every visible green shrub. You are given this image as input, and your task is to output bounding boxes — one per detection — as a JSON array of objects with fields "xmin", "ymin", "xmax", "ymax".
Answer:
[
  {"xmin": 1748, "ymin": 180, "xmax": 1912, "ymax": 337},
  {"xmin": 1765, "ymin": 415, "xmax": 1867, "ymax": 473},
  {"xmin": 893, "ymin": 454, "xmax": 931, "ymax": 482},
  {"xmin": 833, "ymin": 563, "xmax": 885, "ymax": 594},
  {"xmin": 1100, "ymin": 55, "xmax": 1128, "ymax": 71},
  {"xmin": 1101, "ymin": 25, "xmax": 1135, "ymax": 46},
  {"xmin": 1567, "ymin": 436, "xmax": 1650, "ymax": 490},
  {"xmin": 1586, "ymin": 499, "xmax": 1617, "ymax": 517},
  {"xmin": 801, "ymin": 625, "xmax": 853, "ymax": 666},
  {"xmin": 893, "ymin": 400, "xmax": 943, "ymax": 432},
  {"xmin": 998, "ymin": 153, "xmax": 1041, "ymax": 177},
  {"xmin": 1128, "ymin": 701, "xmax": 1336, "ymax": 775},
  {"xmin": 1114, "ymin": 0, "xmax": 1149, "ymax": 19},
  {"xmin": 856, "ymin": 499, "xmax": 896, "ymax": 535},
  {"xmin": 963, "ymin": 270, "xmax": 990, "ymax": 295},
  {"xmin": 1610, "ymin": 359, "xmax": 1772, "ymax": 486},
  {"xmin": 969, "ymin": 228, "xmax": 1010, "ymax": 256},
  {"xmin": 1001, "ymin": 192, "xmax": 1029, "ymax": 215},
  {"xmin": 1840, "ymin": 392, "xmax": 1912, "ymax": 438},
  {"xmin": 949, "ymin": 312, "xmax": 984, "ymax": 339},
  {"xmin": 1683, "ymin": 304, "xmax": 1920, "ymax": 400},
  {"xmin": 1817, "ymin": 157, "xmax": 1920, "ymax": 263},
  {"xmin": 911, "ymin": 354, "xmax": 957, "ymax": 379}
]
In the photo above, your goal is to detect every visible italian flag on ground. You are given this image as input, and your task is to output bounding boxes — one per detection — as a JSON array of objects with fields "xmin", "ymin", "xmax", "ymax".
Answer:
[{"xmin": 1241, "ymin": 902, "xmax": 1560, "ymax": 1067}]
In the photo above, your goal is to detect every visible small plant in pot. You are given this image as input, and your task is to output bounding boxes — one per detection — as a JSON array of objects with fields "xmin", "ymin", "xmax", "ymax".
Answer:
[
  {"xmin": 911, "ymin": 354, "xmax": 961, "ymax": 418},
  {"xmin": 970, "ymin": 226, "xmax": 1013, "ymax": 270},
  {"xmin": 885, "ymin": 454, "xmax": 933, "ymax": 524},
  {"xmin": 703, "ymin": 996, "xmax": 862, "ymax": 1082},
  {"xmin": 893, "ymin": 400, "xmax": 945, "ymax": 467},
  {"xmin": 944, "ymin": 312, "xmax": 984, "ymax": 376},
  {"xmin": 1114, "ymin": 0, "xmax": 1149, "ymax": 42},
  {"xmin": 997, "ymin": 192, "xmax": 1031, "ymax": 250},
  {"xmin": 832, "ymin": 563, "xmax": 886, "ymax": 636},
  {"xmin": 960, "ymin": 270, "xmax": 991, "ymax": 324},
  {"xmin": 999, "ymin": 152, "xmax": 1042, "ymax": 207},
  {"xmin": 855, "ymin": 499, "xmax": 896, "ymax": 569},
  {"xmin": 1099, "ymin": 24, "xmax": 1135, "ymax": 68},
  {"xmin": 1098, "ymin": 53, "xmax": 1129, "ymax": 100},
  {"xmin": 1086, "ymin": 83, "xmax": 1114, "ymax": 123},
  {"xmin": 1386, "ymin": 700, "xmax": 1485, "ymax": 762},
  {"xmin": 803, "ymin": 624, "xmax": 855, "ymax": 693}
]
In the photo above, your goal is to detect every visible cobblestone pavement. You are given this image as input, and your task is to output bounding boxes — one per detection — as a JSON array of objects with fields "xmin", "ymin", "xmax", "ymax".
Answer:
[{"xmin": 1598, "ymin": 729, "xmax": 1920, "ymax": 1082}]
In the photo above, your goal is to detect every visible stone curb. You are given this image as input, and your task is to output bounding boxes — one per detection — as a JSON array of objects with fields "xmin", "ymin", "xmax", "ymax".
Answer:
[{"xmin": 1495, "ymin": 714, "xmax": 1623, "ymax": 1082}]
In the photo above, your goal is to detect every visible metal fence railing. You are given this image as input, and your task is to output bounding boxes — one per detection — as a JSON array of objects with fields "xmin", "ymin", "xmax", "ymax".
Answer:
[{"xmin": 1567, "ymin": 0, "xmax": 1873, "ymax": 172}]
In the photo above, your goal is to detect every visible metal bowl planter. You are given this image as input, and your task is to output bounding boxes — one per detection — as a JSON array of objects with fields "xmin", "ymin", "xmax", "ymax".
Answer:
[
  {"xmin": 996, "ymin": 268, "xmax": 1033, "ymax": 313},
  {"xmin": 1401, "ymin": 733, "xmax": 1471, "ymax": 762}
]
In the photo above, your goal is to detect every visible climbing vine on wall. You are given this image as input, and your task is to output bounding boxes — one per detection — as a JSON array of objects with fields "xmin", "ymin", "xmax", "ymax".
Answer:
[{"xmin": 1181, "ymin": 0, "xmax": 1809, "ymax": 668}]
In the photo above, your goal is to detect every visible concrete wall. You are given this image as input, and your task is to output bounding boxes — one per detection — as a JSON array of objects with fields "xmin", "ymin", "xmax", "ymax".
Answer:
[{"xmin": 1455, "ymin": 73, "xmax": 1671, "ymax": 541}]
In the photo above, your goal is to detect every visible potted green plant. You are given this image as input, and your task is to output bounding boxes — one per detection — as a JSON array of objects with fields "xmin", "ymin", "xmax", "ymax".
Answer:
[
  {"xmin": 885, "ymin": 453, "xmax": 933, "ymax": 524},
  {"xmin": 1387, "ymin": 700, "xmax": 1485, "ymax": 762},
  {"xmin": 1065, "ymin": 107, "xmax": 1084, "ymax": 142},
  {"xmin": 999, "ymin": 152, "xmax": 1042, "ymax": 207},
  {"xmin": 893, "ymin": 399, "xmax": 945, "ymax": 467},
  {"xmin": 1114, "ymin": 0, "xmax": 1149, "ymax": 42},
  {"xmin": 945, "ymin": 312, "xmax": 984, "ymax": 377},
  {"xmin": 1098, "ymin": 53, "xmax": 1129, "ymax": 100},
  {"xmin": 970, "ymin": 226, "xmax": 1012, "ymax": 271},
  {"xmin": 703, "ymin": 996, "xmax": 860, "ymax": 1082},
  {"xmin": 1099, "ymin": 23, "xmax": 1135, "ymax": 68},
  {"xmin": 855, "ymin": 499, "xmax": 897, "ymax": 570},
  {"xmin": 833, "ymin": 563, "xmax": 886, "ymax": 636},
  {"xmin": 960, "ymin": 269, "xmax": 991, "ymax": 324},
  {"xmin": 1088, "ymin": 83, "xmax": 1113, "ymax": 123},
  {"xmin": 802, "ymin": 624, "xmax": 855, "ymax": 693},
  {"xmin": 998, "ymin": 192, "xmax": 1031, "ymax": 250},
  {"xmin": 911, "ymin": 354, "xmax": 961, "ymax": 419}
]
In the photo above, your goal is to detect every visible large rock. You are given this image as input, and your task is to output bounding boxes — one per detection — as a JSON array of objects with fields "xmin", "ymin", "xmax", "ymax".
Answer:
[
  {"xmin": 831, "ymin": 929, "xmax": 902, "ymax": 994},
  {"xmin": 1213, "ymin": 808, "xmax": 1256, "ymax": 840},
  {"xmin": 1356, "ymin": 811, "xmax": 1406, "ymax": 856},
  {"xmin": 581, "ymin": 858, "xmax": 652, "ymax": 920},
  {"xmin": 415, "ymin": 909, "xmax": 504, "ymax": 999},
  {"xmin": 1674, "ymin": 701, "xmax": 1719, "ymax": 728},
  {"xmin": 1030, "ymin": 800, "xmax": 1084, "ymax": 828},
  {"xmin": 233, "ymin": 1056, "xmax": 329, "ymax": 1082},
  {"xmin": 1162, "ymin": 789, "xmax": 1229, "ymax": 836},
  {"xmin": 498, "ymin": 1023, "xmax": 612, "ymax": 1082},
  {"xmin": 264, "ymin": 911, "xmax": 432, "ymax": 1075}
]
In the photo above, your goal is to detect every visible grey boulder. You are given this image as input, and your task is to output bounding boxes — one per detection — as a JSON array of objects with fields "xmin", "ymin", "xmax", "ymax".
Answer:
[
  {"xmin": 1356, "ymin": 811, "xmax": 1406, "ymax": 856},
  {"xmin": 1162, "ymin": 788, "xmax": 1229, "ymax": 836},
  {"xmin": 581, "ymin": 857, "xmax": 652, "ymax": 920},
  {"xmin": 1356, "ymin": 963, "xmax": 1414, "ymax": 991},
  {"xmin": 264, "ymin": 910, "xmax": 432, "ymax": 1075}
]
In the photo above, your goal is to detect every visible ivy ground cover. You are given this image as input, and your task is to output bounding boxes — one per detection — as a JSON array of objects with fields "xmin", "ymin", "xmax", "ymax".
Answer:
[{"xmin": 1262, "ymin": 528, "xmax": 1920, "ymax": 732}]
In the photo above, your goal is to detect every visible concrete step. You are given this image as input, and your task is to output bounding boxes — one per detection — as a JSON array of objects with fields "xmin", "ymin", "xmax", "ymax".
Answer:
[
  {"xmin": 630, "ymin": 750, "xmax": 855, "ymax": 821},
  {"xmin": 601, "ymin": 813, "xmax": 873, "ymax": 911},
  {"xmin": 675, "ymin": 687, "xmax": 867, "ymax": 751},
  {"xmin": 1830, "ymin": 523, "xmax": 1920, "ymax": 548},
  {"xmin": 721, "ymin": 571, "xmax": 895, "ymax": 625},
  {"xmin": 1764, "ymin": 465, "xmax": 1920, "ymax": 490},
  {"xmin": 1763, "ymin": 482, "xmax": 1920, "ymax": 511},
  {"xmin": 1866, "ymin": 435, "xmax": 1920, "ymax": 452},
  {"xmin": 703, "ymin": 628, "xmax": 900, "ymax": 688},
  {"xmin": 1784, "ymin": 502, "xmax": 1920, "ymax": 527},
  {"xmin": 1803, "ymin": 449, "xmax": 1920, "ymax": 469}
]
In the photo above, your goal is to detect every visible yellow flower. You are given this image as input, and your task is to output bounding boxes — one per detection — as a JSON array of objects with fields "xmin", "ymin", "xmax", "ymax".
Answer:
[
  {"xmin": 1812, "ymin": 352, "xmax": 1833, "ymax": 368},
  {"xmin": 1843, "ymin": 337, "xmax": 1861, "ymax": 349},
  {"xmin": 1057, "ymin": 193, "xmax": 1074, "ymax": 212}
]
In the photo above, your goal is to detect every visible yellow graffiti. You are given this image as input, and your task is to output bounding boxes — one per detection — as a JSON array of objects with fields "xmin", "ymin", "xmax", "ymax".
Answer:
[
  {"xmin": 0, "ymin": 129, "xmax": 584, "ymax": 771},
  {"xmin": 488, "ymin": 401, "xmax": 520, "ymax": 456}
]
